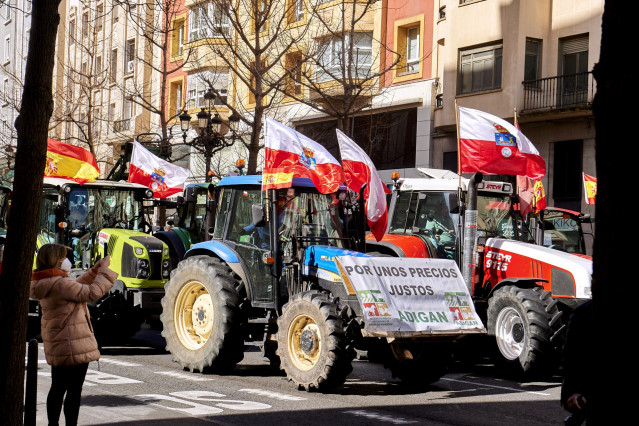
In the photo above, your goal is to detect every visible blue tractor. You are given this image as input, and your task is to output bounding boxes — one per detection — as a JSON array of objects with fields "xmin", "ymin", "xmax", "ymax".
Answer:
[{"xmin": 160, "ymin": 175, "xmax": 455, "ymax": 391}]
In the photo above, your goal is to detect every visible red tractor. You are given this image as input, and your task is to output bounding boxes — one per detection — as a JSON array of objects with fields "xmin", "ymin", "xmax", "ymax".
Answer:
[{"xmin": 365, "ymin": 171, "xmax": 592, "ymax": 375}]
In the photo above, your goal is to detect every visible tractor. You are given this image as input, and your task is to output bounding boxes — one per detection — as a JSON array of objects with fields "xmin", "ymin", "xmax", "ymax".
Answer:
[
  {"xmin": 366, "ymin": 170, "xmax": 592, "ymax": 375},
  {"xmin": 161, "ymin": 175, "xmax": 484, "ymax": 391},
  {"xmin": 35, "ymin": 178, "xmax": 172, "ymax": 343}
]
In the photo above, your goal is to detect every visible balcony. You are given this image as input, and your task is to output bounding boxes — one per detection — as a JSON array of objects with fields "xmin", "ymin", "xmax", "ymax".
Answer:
[
  {"xmin": 113, "ymin": 119, "xmax": 131, "ymax": 132},
  {"xmin": 522, "ymin": 72, "xmax": 594, "ymax": 113}
]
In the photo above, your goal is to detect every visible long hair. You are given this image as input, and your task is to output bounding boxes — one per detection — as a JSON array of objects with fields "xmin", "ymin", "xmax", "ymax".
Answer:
[{"xmin": 35, "ymin": 244, "xmax": 69, "ymax": 271}]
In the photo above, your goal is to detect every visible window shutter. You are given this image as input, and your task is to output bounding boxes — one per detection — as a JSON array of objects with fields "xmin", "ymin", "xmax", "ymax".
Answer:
[{"xmin": 561, "ymin": 35, "xmax": 588, "ymax": 55}]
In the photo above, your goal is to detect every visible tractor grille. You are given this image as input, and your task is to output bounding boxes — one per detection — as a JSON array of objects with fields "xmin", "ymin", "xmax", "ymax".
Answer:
[{"xmin": 130, "ymin": 236, "xmax": 164, "ymax": 281}]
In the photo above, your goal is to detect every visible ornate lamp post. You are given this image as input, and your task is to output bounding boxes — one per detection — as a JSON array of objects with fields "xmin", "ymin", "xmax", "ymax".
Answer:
[{"xmin": 179, "ymin": 90, "xmax": 241, "ymax": 182}]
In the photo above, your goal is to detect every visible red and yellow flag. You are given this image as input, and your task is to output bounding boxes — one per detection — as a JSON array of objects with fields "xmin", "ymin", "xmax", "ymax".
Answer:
[
  {"xmin": 45, "ymin": 139, "xmax": 99, "ymax": 183},
  {"xmin": 583, "ymin": 173, "xmax": 597, "ymax": 205}
]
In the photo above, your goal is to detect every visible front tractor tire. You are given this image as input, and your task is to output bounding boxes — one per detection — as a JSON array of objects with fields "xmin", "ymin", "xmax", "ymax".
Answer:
[
  {"xmin": 487, "ymin": 286, "xmax": 560, "ymax": 375},
  {"xmin": 276, "ymin": 291, "xmax": 355, "ymax": 392},
  {"xmin": 160, "ymin": 255, "xmax": 244, "ymax": 373},
  {"xmin": 383, "ymin": 341, "xmax": 451, "ymax": 390}
]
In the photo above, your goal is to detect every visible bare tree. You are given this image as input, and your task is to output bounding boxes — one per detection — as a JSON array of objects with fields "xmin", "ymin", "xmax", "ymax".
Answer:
[
  {"xmin": 124, "ymin": 0, "xmax": 193, "ymax": 147},
  {"xmin": 0, "ymin": 1, "xmax": 62, "ymax": 423},
  {"xmin": 184, "ymin": 0, "xmax": 310, "ymax": 174},
  {"xmin": 269, "ymin": 0, "xmax": 400, "ymax": 137}
]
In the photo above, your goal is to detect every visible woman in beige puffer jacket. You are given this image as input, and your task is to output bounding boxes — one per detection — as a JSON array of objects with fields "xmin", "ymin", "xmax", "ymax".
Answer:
[{"xmin": 30, "ymin": 243, "xmax": 118, "ymax": 426}]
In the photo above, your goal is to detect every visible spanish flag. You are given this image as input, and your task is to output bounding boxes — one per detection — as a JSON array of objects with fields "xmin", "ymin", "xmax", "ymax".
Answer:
[
  {"xmin": 583, "ymin": 173, "xmax": 597, "ymax": 205},
  {"xmin": 45, "ymin": 139, "xmax": 99, "ymax": 183}
]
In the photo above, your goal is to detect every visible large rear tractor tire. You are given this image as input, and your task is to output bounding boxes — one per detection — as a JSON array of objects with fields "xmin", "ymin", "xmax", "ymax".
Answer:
[
  {"xmin": 383, "ymin": 341, "xmax": 451, "ymax": 390},
  {"xmin": 161, "ymin": 255, "xmax": 245, "ymax": 373},
  {"xmin": 487, "ymin": 286, "xmax": 560, "ymax": 375},
  {"xmin": 276, "ymin": 291, "xmax": 354, "ymax": 391}
]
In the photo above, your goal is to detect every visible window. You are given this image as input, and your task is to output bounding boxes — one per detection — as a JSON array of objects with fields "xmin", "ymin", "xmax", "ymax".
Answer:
[
  {"xmin": 169, "ymin": 80, "xmax": 183, "ymax": 118},
  {"xmin": 69, "ymin": 19, "xmax": 76, "ymax": 44},
  {"xmin": 95, "ymin": 55, "xmax": 102, "ymax": 74},
  {"xmin": 96, "ymin": 4, "xmax": 104, "ymax": 32},
  {"xmin": 524, "ymin": 38, "xmax": 541, "ymax": 83},
  {"xmin": 288, "ymin": 0, "xmax": 304, "ymax": 23},
  {"xmin": 125, "ymin": 38, "xmax": 135, "ymax": 75},
  {"xmin": 2, "ymin": 79, "xmax": 8, "ymax": 105},
  {"xmin": 438, "ymin": 6, "xmax": 446, "ymax": 20},
  {"xmin": 26, "ymin": 1, "xmax": 32, "ymax": 14},
  {"xmin": 553, "ymin": 140, "xmax": 582, "ymax": 212},
  {"xmin": 189, "ymin": 2, "xmax": 230, "ymax": 42},
  {"xmin": 3, "ymin": 3, "xmax": 10, "ymax": 21},
  {"xmin": 3, "ymin": 36, "xmax": 10, "ymax": 64},
  {"xmin": 560, "ymin": 34, "xmax": 589, "ymax": 107},
  {"xmin": 251, "ymin": 0, "xmax": 267, "ymax": 34},
  {"xmin": 123, "ymin": 96, "xmax": 133, "ymax": 120},
  {"xmin": 110, "ymin": 49, "xmax": 117, "ymax": 83},
  {"xmin": 404, "ymin": 26, "xmax": 420, "ymax": 74},
  {"xmin": 171, "ymin": 18, "xmax": 185, "ymax": 57},
  {"xmin": 458, "ymin": 43, "xmax": 502, "ymax": 94},
  {"xmin": 112, "ymin": 3, "xmax": 119, "ymax": 25},
  {"xmin": 82, "ymin": 11, "xmax": 89, "ymax": 37},
  {"xmin": 285, "ymin": 51, "xmax": 303, "ymax": 96},
  {"xmin": 317, "ymin": 32, "xmax": 373, "ymax": 83},
  {"xmin": 186, "ymin": 70, "xmax": 228, "ymax": 109}
]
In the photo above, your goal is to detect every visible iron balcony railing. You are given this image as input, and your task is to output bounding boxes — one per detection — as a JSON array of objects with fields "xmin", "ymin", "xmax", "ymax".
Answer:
[
  {"xmin": 113, "ymin": 119, "xmax": 131, "ymax": 132},
  {"xmin": 522, "ymin": 71, "xmax": 594, "ymax": 112}
]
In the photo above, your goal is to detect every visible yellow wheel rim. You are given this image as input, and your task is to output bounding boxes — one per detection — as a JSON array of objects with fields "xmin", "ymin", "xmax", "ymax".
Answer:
[
  {"xmin": 287, "ymin": 314, "xmax": 321, "ymax": 371},
  {"xmin": 174, "ymin": 281, "xmax": 213, "ymax": 350}
]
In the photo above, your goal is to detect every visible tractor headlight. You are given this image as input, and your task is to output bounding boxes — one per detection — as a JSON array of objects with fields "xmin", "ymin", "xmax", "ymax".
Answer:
[
  {"xmin": 135, "ymin": 247, "xmax": 144, "ymax": 255},
  {"xmin": 138, "ymin": 269, "xmax": 149, "ymax": 278},
  {"xmin": 162, "ymin": 259, "xmax": 170, "ymax": 269},
  {"xmin": 145, "ymin": 189, "xmax": 154, "ymax": 199},
  {"xmin": 138, "ymin": 259, "xmax": 149, "ymax": 269},
  {"xmin": 162, "ymin": 269, "xmax": 170, "ymax": 278},
  {"xmin": 163, "ymin": 247, "xmax": 169, "ymax": 256}
]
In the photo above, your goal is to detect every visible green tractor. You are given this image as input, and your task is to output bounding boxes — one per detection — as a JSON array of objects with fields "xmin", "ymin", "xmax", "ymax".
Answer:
[
  {"xmin": 151, "ymin": 183, "xmax": 217, "ymax": 269},
  {"xmin": 36, "ymin": 178, "xmax": 172, "ymax": 343}
]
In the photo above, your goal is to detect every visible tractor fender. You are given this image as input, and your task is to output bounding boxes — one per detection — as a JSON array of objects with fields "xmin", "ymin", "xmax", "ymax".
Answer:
[
  {"xmin": 184, "ymin": 241, "xmax": 251, "ymax": 300},
  {"xmin": 485, "ymin": 277, "xmax": 548, "ymax": 300},
  {"xmin": 154, "ymin": 230, "xmax": 187, "ymax": 261},
  {"xmin": 365, "ymin": 241, "xmax": 405, "ymax": 257}
]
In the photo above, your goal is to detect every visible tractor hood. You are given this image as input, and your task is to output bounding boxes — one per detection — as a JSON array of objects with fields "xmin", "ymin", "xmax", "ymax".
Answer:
[
  {"xmin": 302, "ymin": 246, "xmax": 370, "ymax": 283},
  {"xmin": 485, "ymin": 238, "xmax": 592, "ymax": 299}
]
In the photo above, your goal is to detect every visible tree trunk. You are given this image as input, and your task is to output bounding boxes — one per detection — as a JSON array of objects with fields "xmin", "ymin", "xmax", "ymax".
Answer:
[
  {"xmin": 590, "ymin": 0, "xmax": 629, "ymax": 422},
  {"xmin": 0, "ymin": 1, "xmax": 62, "ymax": 423}
]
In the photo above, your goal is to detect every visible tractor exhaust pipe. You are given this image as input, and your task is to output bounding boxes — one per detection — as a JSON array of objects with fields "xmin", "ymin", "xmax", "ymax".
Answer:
[{"xmin": 462, "ymin": 173, "xmax": 483, "ymax": 292}]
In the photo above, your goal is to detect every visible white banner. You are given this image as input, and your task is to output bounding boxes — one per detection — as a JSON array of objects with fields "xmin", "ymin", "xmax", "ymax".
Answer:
[{"xmin": 334, "ymin": 257, "xmax": 485, "ymax": 336}]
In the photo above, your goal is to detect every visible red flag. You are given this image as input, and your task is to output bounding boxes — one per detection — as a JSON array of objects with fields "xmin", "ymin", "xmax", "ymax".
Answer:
[
  {"xmin": 45, "ymin": 139, "xmax": 99, "ymax": 183},
  {"xmin": 517, "ymin": 175, "xmax": 547, "ymax": 216},
  {"xmin": 263, "ymin": 118, "xmax": 344, "ymax": 194},
  {"xmin": 533, "ymin": 179, "xmax": 547, "ymax": 211},
  {"xmin": 458, "ymin": 107, "xmax": 546, "ymax": 179},
  {"xmin": 336, "ymin": 129, "xmax": 390, "ymax": 242},
  {"xmin": 128, "ymin": 142, "xmax": 190, "ymax": 198}
]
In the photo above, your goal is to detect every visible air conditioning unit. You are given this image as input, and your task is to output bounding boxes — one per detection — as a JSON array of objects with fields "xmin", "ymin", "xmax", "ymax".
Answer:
[{"xmin": 127, "ymin": 60, "xmax": 134, "ymax": 74}]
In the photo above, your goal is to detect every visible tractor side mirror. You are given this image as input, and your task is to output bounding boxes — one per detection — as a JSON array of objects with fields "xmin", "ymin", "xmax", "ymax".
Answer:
[
  {"xmin": 251, "ymin": 204, "xmax": 265, "ymax": 227},
  {"xmin": 176, "ymin": 196, "xmax": 185, "ymax": 206},
  {"xmin": 185, "ymin": 187, "xmax": 197, "ymax": 203}
]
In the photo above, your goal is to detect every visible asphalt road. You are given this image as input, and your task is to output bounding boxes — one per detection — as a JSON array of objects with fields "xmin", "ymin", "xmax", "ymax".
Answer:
[{"xmin": 25, "ymin": 327, "xmax": 568, "ymax": 425}]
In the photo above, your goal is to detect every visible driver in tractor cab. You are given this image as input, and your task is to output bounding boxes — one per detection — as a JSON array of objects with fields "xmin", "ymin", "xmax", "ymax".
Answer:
[{"xmin": 421, "ymin": 196, "xmax": 456, "ymax": 258}]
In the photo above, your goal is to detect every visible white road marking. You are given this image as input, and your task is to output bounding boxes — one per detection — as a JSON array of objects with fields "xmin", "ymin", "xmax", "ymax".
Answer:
[
  {"xmin": 37, "ymin": 371, "xmax": 96, "ymax": 386},
  {"xmin": 85, "ymin": 370, "xmax": 142, "ymax": 385},
  {"xmin": 132, "ymin": 391, "xmax": 272, "ymax": 416},
  {"xmin": 99, "ymin": 357, "xmax": 142, "ymax": 367},
  {"xmin": 238, "ymin": 388, "xmax": 307, "ymax": 401},
  {"xmin": 344, "ymin": 410, "xmax": 418, "ymax": 424},
  {"xmin": 440, "ymin": 377, "xmax": 552, "ymax": 396},
  {"xmin": 154, "ymin": 371, "xmax": 214, "ymax": 382}
]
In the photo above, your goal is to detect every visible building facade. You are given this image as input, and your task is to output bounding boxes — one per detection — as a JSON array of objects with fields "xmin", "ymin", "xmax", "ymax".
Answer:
[{"xmin": 433, "ymin": 0, "xmax": 602, "ymax": 212}]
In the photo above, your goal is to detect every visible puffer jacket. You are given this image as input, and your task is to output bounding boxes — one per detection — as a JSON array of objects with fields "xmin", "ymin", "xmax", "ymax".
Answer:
[{"xmin": 30, "ymin": 265, "xmax": 118, "ymax": 366}]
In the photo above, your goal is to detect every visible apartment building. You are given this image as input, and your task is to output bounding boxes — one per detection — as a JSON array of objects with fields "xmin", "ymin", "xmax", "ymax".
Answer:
[
  {"xmin": 0, "ymin": 0, "xmax": 32, "ymax": 174},
  {"xmin": 49, "ymin": 0, "xmax": 161, "ymax": 176},
  {"xmin": 433, "ymin": 0, "xmax": 602, "ymax": 212}
]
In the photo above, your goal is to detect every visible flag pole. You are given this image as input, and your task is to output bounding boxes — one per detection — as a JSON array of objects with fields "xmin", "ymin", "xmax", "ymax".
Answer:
[{"xmin": 455, "ymin": 100, "xmax": 462, "ymax": 200}]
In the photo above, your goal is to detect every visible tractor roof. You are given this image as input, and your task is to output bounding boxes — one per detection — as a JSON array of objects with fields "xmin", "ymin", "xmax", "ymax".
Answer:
[
  {"xmin": 218, "ymin": 175, "xmax": 347, "ymax": 191},
  {"xmin": 43, "ymin": 177, "xmax": 152, "ymax": 191}
]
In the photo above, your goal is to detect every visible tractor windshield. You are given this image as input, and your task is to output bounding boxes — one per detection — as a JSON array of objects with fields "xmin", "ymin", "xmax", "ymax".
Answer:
[
  {"xmin": 541, "ymin": 209, "xmax": 587, "ymax": 254},
  {"xmin": 277, "ymin": 188, "xmax": 345, "ymax": 246},
  {"xmin": 476, "ymin": 193, "xmax": 516, "ymax": 238},
  {"xmin": 68, "ymin": 187, "xmax": 145, "ymax": 232}
]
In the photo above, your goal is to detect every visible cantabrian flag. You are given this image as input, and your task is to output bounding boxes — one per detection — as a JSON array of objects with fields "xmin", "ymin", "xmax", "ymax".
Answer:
[
  {"xmin": 263, "ymin": 118, "xmax": 344, "ymax": 193},
  {"xmin": 128, "ymin": 142, "xmax": 190, "ymax": 198},
  {"xmin": 458, "ymin": 107, "xmax": 546, "ymax": 180},
  {"xmin": 583, "ymin": 173, "xmax": 597, "ymax": 205},
  {"xmin": 45, "ymin": 139, "xmax": 99, "ymax": 183}
]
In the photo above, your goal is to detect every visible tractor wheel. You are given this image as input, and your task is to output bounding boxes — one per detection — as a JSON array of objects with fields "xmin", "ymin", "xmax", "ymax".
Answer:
[
  {"xmin": 383, "ymin": 341, "xmax": 451, "ymax": 390},
  {"xmin": 160, "ymin": 255, "xmax": 245, "ymax": 373},
  {"xmin": 276, "ymin": 291, "xmax": 354, "ymax": 391},
  {"xmin": 487, "ymin": 286, "xmax": 560, "ymax": 375}
]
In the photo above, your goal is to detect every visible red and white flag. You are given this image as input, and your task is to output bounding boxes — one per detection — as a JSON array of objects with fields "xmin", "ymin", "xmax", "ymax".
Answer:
[
  {"xmin": 517, "ymin": 175, "xmax": 547, "ymax": 216},
  {"xmin": 458, "ymin": 106, "xmax": 546, "ymax": 180},
  {"xmin": 128, "ymin": 141, "xmax": 190, "ymax": 198},
  {"xmin": 336, "ymin": 129, "xmax": 390, "ymax": 242},
  {"xmin": 263, "ymin": 118, "xmax": 344, "ymax": 194}
]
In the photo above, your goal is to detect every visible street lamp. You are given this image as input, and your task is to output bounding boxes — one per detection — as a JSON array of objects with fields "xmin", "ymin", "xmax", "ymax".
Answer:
[{"xmin": 179, "ymin": 90, "xmax": 242, "ymax": 182}]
